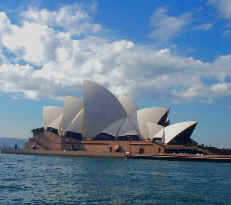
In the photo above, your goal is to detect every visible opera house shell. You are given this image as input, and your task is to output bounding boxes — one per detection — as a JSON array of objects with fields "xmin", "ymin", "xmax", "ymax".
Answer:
[{"xmin": 25, "ymin": 80, "xmax": 198, "ymax": 154}]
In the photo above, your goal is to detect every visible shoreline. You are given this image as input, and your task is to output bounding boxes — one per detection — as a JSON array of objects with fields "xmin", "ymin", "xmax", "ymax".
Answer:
[
  {"xmin": 1, "ymin": 149, "xmax": 125, "ymax": 158},
  {"xmin": 2, "ymin": 148, "xmax": 231, "ymax": 162}
]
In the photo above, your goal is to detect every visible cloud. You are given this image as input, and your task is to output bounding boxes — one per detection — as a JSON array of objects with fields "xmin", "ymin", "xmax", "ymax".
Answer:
[
  {"xmin": 22, "ymin": 4, "xmax": 101, "ymax": 36},
  {"xmin": 211, "ymin": 82, "xmax": 231, "ymax": 97},
  {"xmin": 0, "ymin": 5, "xmax": 231, "ymax": 103},
  {"xmin": 193, "ymin": 23, "xmax": 213, "ymax": 31},
  {"xmin": 149, "ymin": 7, "xmax": 192, "ymax": 43},
  {"xmin": 208, "ymin": 0, "xmax": 231, "ymax": 18},
  {"xmin": 223, "ymin": 29, "xmax": 231, "ymax": 37}
]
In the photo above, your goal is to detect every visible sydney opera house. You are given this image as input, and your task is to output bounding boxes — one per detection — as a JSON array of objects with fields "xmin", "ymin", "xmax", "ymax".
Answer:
[{"xmin": 25, "ymin": 80, "xmax": 198, "ymax": 155}]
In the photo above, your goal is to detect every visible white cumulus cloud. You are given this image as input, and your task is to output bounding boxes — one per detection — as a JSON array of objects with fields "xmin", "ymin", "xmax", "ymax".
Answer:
[
  {"xmin": 150, "ymin": 7, "xmax": 192, "ymax": 43},
  {"xmin": 193, "ymin": 23, "xmax": 213, "ymax": 31},
  {"xmin": 0, "ymin": 4, "xmax": 231, "ymax": 104},
  {"xmin": 208, "ymin": 0, "xmax": 231, "ymax": 18}
]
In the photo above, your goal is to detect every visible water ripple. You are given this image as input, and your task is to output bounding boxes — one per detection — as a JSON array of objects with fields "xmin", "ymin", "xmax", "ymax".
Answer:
[{"xmin": 0, "ymin": 154, "xmax": 231, "ymax": 205}]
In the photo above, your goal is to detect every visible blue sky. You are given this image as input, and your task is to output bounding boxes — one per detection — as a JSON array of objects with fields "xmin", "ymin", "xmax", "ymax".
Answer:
[{"xmin": 0, "ymin": 0, "xmax": 231, "ymax": 147}]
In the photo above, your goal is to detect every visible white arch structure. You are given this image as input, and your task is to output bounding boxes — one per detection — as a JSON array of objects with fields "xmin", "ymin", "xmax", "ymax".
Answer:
[
  {"xmin": 47, "ymin": 114, "xmax": 63, "ymax": 130},
  {"xmin": 147, "ymin": 122, "xmax": 164, "ymax": 139},
  {"xmin": 83, "ymin": 80, "xmax": 127, "ymax": 138},
  {"xmin": 66, "ymin": 109, "xmax": 85, "ymax": 134},
  {"xmin": 102, "ymin": 118, "xmax": 125, "ymax": 137},
  {"xmin": 129, "ymin": 107, "xmax": 169, "ymax": 138},
  {"xmin": 43, "ymin": 106, "xmax": 63, "ymax": 129},
  {"xmin": 61, "ymin": 96, "xmax": 83, "ymax": 133},
  {"xmin": 41, "ymin": 81, "xmax": 197, "ymax": 144},
  {"xmin": 118, "ymin": 96, "xmax": 137, "ymax": 115},
  {"xmin": 163, "ymin": 121, "xmax": 197, "ymax": 144}
]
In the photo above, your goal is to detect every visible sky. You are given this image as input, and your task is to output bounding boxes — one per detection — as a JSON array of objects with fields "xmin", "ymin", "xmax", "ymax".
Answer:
[{"xmin": 0, "ymin": 0, "xmax": 231, "ymax": 147}]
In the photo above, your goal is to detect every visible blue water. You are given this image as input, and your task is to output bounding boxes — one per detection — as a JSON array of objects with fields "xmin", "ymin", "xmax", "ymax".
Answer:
[{"xmin": 0, "ymin": 154, "xmax": 231, "ymax": 205}]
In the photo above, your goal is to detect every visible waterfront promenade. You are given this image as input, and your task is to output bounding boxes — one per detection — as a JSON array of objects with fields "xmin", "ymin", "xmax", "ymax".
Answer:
[{"xmin": 2, "ymin": 148, "xmax": 231, "ymax": 162}]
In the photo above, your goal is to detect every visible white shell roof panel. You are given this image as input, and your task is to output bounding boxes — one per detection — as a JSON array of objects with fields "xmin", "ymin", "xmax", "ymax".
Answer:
[
  {"xmin": 48, "ymin": 114, "xmax": 63, "ymax": 130},
  {"xmin": 154, "ymin": 128, "xmax": 164, "ymax": 139},
  {"xmin": 117, "ymin": 118, "xmax": 138, "ymax": 137},
  {"xmin": 43, "ymin": 106, "xmax": 63, "ymax": 129},
  {"xmin": 66, "ymin": 109, "xmax": 84, "ymax": 134},
  {"xmin": 164, "ymin": 121, "xmax": 197, "ymax": 144},
  {"xmin": 118, "ymin": 96, "xmax": 137, "ymax": 114},
  {"xmin": 147, "ymin": 122, "xmax": 164, "ymax": 139},
  {"xmin": 83, "ymin": 80, "xmax": 127, "ymax": 138},
  {"xmin": 62, "ymin": 96, "xmax": 83, "ymax": 132},
  {"xmin": 130, "ymin": 107, "xmax": 168, "ymax": 138},
  {"xmin": 102, "ymin": 118, "xmax": 125, "ymax": 137}
]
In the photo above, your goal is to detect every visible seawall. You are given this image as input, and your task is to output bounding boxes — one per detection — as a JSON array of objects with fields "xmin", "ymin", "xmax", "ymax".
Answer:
[
  {"xmin": 1, "ymin": 149, "xmax": 125, "ymax": 158},
  {"xmin": 2, "ymin": 148, "xmax": 231, "ymax": 162}
]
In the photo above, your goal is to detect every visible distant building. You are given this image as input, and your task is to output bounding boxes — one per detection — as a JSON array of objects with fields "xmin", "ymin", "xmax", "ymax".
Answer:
[{"xmin": 25, "ymin": 80, "xmax": 198, "ymax": 154}]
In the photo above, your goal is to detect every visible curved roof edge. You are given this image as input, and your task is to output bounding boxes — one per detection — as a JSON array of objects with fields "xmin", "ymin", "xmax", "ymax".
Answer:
[
  {"xmin": 102, "ymin": 118, "xmax": 125, "ymax": 137},
  {"xmin": 147, "ymin": 122, "xmax": 164, "ymax": 139},
  {"xmin": 118, "ymin": 96, "xmax": 137, "ymax": 114},
  {"xmin": 43, "ymin": 106, "xmax": 63, "ymax": 129},
  {"xmin": 117, "ymin": 118, "xmax": 138, "ymax": 137},
  {"xmin": 130, "ymin": 107, "xmax": 168, "ymax": 138},
  {"xmin": 66, "ymin": 109, "xmax": 84, "ymax": 135},
  {"xmin": 62, "ymin": 96, "xmax": 83, "ymax": 133},
  {"xmin": 83, "ymin": 80, "xmax": 127, "ymax": 138},
  {"xmin": 164, "ymin": 121, "xmax": 197, "ymax": 144},
  {"xmin": 48, "ymin": 114, "xmax": 63, "ymax": 131}
]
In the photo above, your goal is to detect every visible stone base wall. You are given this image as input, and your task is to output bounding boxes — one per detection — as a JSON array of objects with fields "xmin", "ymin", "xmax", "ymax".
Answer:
[
  {"xmin": 130, "ymin": 142, "xmax": 165, "ymax": 154},
  {"xmin": 25, "ymin": 131, "xmax": 62, "ymax": 150},
  {"xmin": 26, "ymin": 131, "xmax": 165, "ymax": 154}
]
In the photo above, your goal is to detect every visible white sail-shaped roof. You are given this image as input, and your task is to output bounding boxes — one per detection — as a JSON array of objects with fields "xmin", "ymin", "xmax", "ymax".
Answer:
[
  {"xmin": 102, "ymin": 117, "xmax": 139, "ymax": 137},
  {"xmin": 61, "ymin": 96, "xmax": 83, "ymax": 133},
  {"xmin": 119, "ymin": 96, "xmax": 137, "ymax": 115},
  {"xmin": 117, "ymin": 118, "xmax": 138, "ymax": 137},
  {"xmin": 43, "ymin": 106, "xmax": 63, "ymax": 129},
  {"xmin": 129, "ymin": 107, "xmax": 168, "ymax": 138},
  {"xmin": 41, "ymin": 81, "xmax": 198, "ymax": 142},
  {"xmin": 48, "ymin": 114, "xmax": 63, "ymax": 130},
  {"xmin": 119, "ymin": 130, "xmax": 139, "ymax": 136},
  {"xmin": 102, "ymin": 118, "xmax": 125, "ymax": 137},
  {"xmin": 164, "ymin": 121, "xmax": 197, "ymax": 144},
  {"xmin": 147, "ymin": 122, "xmax": 164, "ymax": 139},
  {"xmin": 66, "ymin": 109, "xmax": 84, "ymax": 134},
  {"xmin": 154, "ymin": 128, "xmax": 164, "ymax": 140},
  {"xmin": 83, "ymin": 80, "xmax": 127, "ymax": 138}
]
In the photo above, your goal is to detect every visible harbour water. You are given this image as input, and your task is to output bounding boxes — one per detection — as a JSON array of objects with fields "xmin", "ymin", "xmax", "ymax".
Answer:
[{"xmin": 0, "ymin": 154, "xmax": 231, "ymax": 205}]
